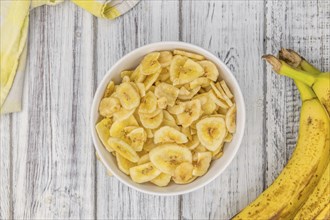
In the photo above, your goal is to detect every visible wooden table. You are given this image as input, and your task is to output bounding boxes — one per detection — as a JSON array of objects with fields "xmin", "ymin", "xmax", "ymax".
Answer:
[{"xmin": 1, "ymin": 1, "xmax": 329, "ymax": 219}]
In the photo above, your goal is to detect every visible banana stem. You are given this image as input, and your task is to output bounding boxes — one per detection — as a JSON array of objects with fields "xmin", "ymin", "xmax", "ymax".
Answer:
[
  {"xmin": 263, "ymin": 55, "xmax": 316, "ymax": 86},
  {"xmin": 287, "ymin": 49, "xmax": 321, "ymax": 74},
  {"xmin": 300, "ymin": 61, "xmax": 321, "ymax": 74},
  {"xmin": 278, "ymin": 49, "xmax": 317, "ymax": 100},
  {"xmin": 288, "ymin": 49, "xmax": 321, "ymax": 74},
  {"xmin": 279, "ymin": 48, "xmax": 301, "ymax": 68},
  {"xmin": 278, "ymin": 48, "xmax": 321, "ymax": 74},
  {"xmin": 294, "ymin": 80, "xmax": 316, "ymax": 101}
]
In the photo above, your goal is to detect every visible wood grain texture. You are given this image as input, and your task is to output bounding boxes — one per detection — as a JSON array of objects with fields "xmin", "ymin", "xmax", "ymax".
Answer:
[
  {"xmin": 179, "ymin": 1, "xmax": 265, "ymax": 219},
  {"xmin": 95, "ymin": 1, "xmax": 180, "ymax": 220},
  {"xmin": 0, "ymin": 115, "xmax": 12, "ymax": 220},
  {"xmin": 7, "ymin": 2, "xmax": 96, "ymax": 219},
  {"xmin": 0, "ymin": 0, "xmax": 329, "ymax": 219}
]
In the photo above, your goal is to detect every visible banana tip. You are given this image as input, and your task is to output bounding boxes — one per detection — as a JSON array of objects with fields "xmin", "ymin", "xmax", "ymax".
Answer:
[{"xmin": 262, "ymin": 55, "xmax": 282, "ymax": 72}]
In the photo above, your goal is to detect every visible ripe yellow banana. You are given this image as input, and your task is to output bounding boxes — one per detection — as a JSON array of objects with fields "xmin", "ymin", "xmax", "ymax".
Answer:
[
  {"xmin": 315, "ymin": 204, "xmax": 330, "ymax": 220},
  {"xmin": 263, "ymin": 55, "xmax": 330, "ymax": 116},
  {"xmin": 293, "ymin": 163, "xmax": 330, "ymax": 220},
  {"xmin": 234, "ymin": 68, "xmax": 330, "ymax": 219}
]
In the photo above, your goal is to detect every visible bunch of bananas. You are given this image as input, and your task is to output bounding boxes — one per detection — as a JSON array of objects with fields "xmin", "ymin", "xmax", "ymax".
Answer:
[{"xmin": 234, "ymin": 49, "xmax": 330, "ymax": 219}]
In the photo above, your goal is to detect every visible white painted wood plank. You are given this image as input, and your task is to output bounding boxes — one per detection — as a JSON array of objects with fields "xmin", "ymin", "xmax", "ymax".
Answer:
[
  {"xmin": 180, "ymin": 1, "xmax": 265, "ymax": 219},
  {"xmin": 0, "ymin": 115, "xmax": 12, "ymax": 220},
  {"xmin": 264, "ymin": 0, "xmax": 330, "ymax": 187},
  {"xmin": 95, "ymin": 1, "xmax": 180, "ymax": 219},
  {"xmin": 9, "ymin": 2, "xmax": 96, "ymax": 219}
]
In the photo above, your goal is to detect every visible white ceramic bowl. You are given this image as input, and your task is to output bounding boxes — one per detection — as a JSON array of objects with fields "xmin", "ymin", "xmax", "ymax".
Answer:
[{"xmin": 90, "ymin": 41, "xmax": 246, "ymax": 196}]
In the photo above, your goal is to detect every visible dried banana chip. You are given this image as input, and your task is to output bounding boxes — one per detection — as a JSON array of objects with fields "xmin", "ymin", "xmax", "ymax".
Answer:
[
  {"xmin": 151, "ymin": 172, "xmax": 172, "ymax": 187},
  {"xmin": 190, "ymin": 77, "xmax": 211, "ymax": 89},
  {"xmin": 198, "ymin": 60, "xmax": 219, "ymax": 81},
  {"xmin": 122, "ymin": 75, "xmax": 130, "ymax": 82},
  {"xmin": 178, "ymin": 86, "xmax": 201, "ymax": 100},
  {"xmin": 192, "ymin": 152, "xmax": 212, "ymax": 176},
  {"xmin": 99, "ymin": 97, "xmax": 121, "ymax": 118},
  {"xmin": 95, "ymin": 118, "xmax": 113, "ymax": 152},
  {"xmin": 141, "ymin": 52, "xmax": 162, "ymax": 75},
  {"xmin": 103, "ymin": 81, "xmax": 115, "ymax": 97},
  {"xmin": 225, "ymin": 104, "xmax": 236, "ymax": 133},
  {"xmin": 139, "ymin": 91, "xmax": 157, "ymax": 114},
  {"xmin": 176, "ymin": 100, "xmax": 202, "ymax": 128},
  {"xmin": 136, "ymin": 82, "xmax": 146, "ymax": 97},
  {"xmin": 158, "ymin": 67, "xmax": 171, "ymax": 82},
  {"xmin": 173, "ymin": 162, "xmax": 194, "ymax": 184},
  {"xmin": 220, "ymin": 80, "xmax": 234, "ymax": 99},
  {"xmin": 139, "ymin": 109, "xmax": 164, "ymax": 129},
  {"xmin": 130, "ymin": 65, "xmax": 146, "ymax": 83},
  {"xmin": 196, "ymin": 117, "xmax": 227, "ymax": 151},
  {"xmin": 157, "ymin": 97, "xmax": 168, "ymax": 109},
  {"xmin": 130, "ymin": 162, "xmax": 161, "ymax": 183},
  {"xmin": 117, "ymin": 154, "xmax": 136, "ymax": 175},
  {"xmin": 158, "ymin": 51, "xmax": 173, "ymax": 67},
  {"xmin": 138, "ymin": 154, "xmax": 150, "ymax": 165},
  {"xmin": 173, "ymin": 49, "xmax": 205, "ymax": 61},
  {"xmin": 116, "ymin": 82, "xmax": 140, "ymax": 110},
  {"xmin": 215, "ymin": 82, "xmax": 233, "ymax": 107},
  {"xmin": 154, "ymin": 126, "xmax": 188, "ymax": 144},
  {"xmin": 149, "ymin": 144, "xmax": 192, "ymax": 175},
  {"xmin": 154, "ymin": 82, "xmax": 179, "ymax": 107},
  {"xmin": 170, "ymin": 56, "xmax": 204, "ymax": 85},
  {"xmin": 120, "ymin": 70, "xmax": 133, "ymax": 79},
  {"xmin": 144, "ymin": 71, "xmax": 161, "ymax": 91}
]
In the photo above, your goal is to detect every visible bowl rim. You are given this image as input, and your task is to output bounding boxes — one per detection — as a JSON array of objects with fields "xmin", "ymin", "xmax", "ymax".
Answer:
[{"xmin": 90, "ymin": 41, "xmax": 246, "ymax": 196}]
